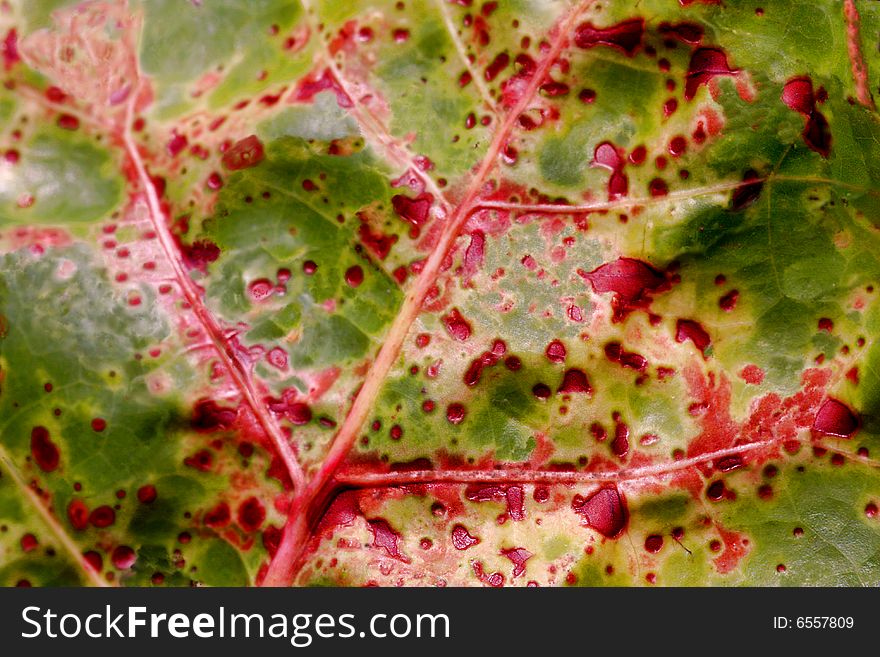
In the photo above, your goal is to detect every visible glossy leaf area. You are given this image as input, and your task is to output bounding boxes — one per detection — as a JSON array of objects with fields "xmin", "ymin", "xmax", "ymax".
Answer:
[{"xmin": 0, "ymin": 0, "xmax": 879, "ymax": 588}]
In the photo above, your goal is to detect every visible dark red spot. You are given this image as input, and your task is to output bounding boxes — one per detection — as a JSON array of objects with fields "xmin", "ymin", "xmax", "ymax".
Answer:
[
  {"xmin": 57, "ymin": 114, "xmax": 80, "ymax": 131},
  {"xmin": 719, "ymin": 289, "xmax": 739, "ymax": 311},
  {"xmin": 89, "ymin": 505, "xmax": 116, "ymax": 528},
  {"xmin": 137, "ymin": 485, "xmax": 157, "ymax": 504},
  {"xmin": 668, "ymin": 136, "xmax": 687, "ymax": 157},
  {"xmin": 368, "ymin": 518, "xmax": 407, "ymax": 560},
  {"xmin": 2, "ymin": 29, "xmax": 21, "ymax": 71},
  {"xmin": 180, "ymin": 240, "xmax": 220, "ymax": 273},
  {"xmin": 684, "ymin": 48, "xmax": 738, "ymax": 101},
  {"xmin": 167, "ymin": 132, "xmax": 188, "ymax": 157},
  {"xmin": 451, "ymin": 524, "xmax": 480, "ymax": 550},
  {"xmin": 442, "ymin": 308, "xmax": 472, "ymax": 341},
  {"xmin": 206, "ymin": 172, "xmax": 223, "ymax": 190},
  {"xmin": 604, "ymin": 342, "xmax": 648, "ymax": 371},
  {"xmin": 532, "ymin": 383, "xmax": 551, "ymax": 400},
  {"xmin": 67, "ymin": 499, "xmax": 89, "ymax": 530},
  {"xmin": 866, "ymin": 503, "xmax": 878, "ymax": 518},
  {"xmin": 392, "ymin": 193, "xmax": 432, "ymax": 228},
  {"xmin": 706, "ymin": 480, "xmax": 725, "ymax": 501},
  {"xmin": 184, "ymin": 449, "xmax": 213, "ymax": 472},
  {"xmin": 572, "ymin": 487, "xmax": 628, "ymax": 538},
  {"xmin": 30, "ymin": 426, "xmax": 59, "ymax": 472},
  {"xmin": 248, "ymin": 278, "xmax": 274, "ymax": 301},
  {"xmin": 191, "ymin": 399, "xmax": 237, "ymax": 432},
  {"xmin": 111, "ymin": 545, "xmax": 136, "ymax": 570},
  {"xmin": 221, "ymin": 135, "xmax": 265, "ymax": 171},
  {"xmin": 237, "ymin": 497, "xmax": 266, "ymax": 532},
  {"xmin": 204, "ymin": 502, "xmax": 231, "ymax": 528},
  {"xmin": 675, "ymin": 319, "xmax": 711, "ymax": 356},
  {"xmin": 629, "ymin": 145, "xmax": 647, "ymax": 165},
  {"xmin": 575, "ymin": 19, "xmax": 644, "ymax": 56},
  {"xmin": 358, "ymin": 224, "xmax": 397, "ymax": 260},
  {"xmin": 644, "ymin": 535, "xmax": 663, "ymax": 553},
  {"xmin": 818, "ymin": 317, "xmax": 834, "ymax": 332},
  {"xmin": 813, "ymin": 399, "xmax": 859, "ymax": 437},
  {"xmin": 83, "ymin": 550, "xmax": 102, "ymax": 572},
  {"xmin": 611, "ymin": 420, "xmax": 629, "ymax": 458},
  {"xmin": 557, "ymin": 368, "xmax": 592, "ymax": 394},
  {"xmin": 484, "ymin": 52, "xmax": 509, "ymax": 81},
  {"xmin": 592, "ymin": 141, "xmax": 628, "ymax": 200},
  {"xmin": 579, "ymin": 88, "xmax": 597, "ymax": 104},
  {"xmin": 545, "ymin": 340, "xmax": 567, "ymax": 363},
  {"xmin": 649, "ymin": 178, "xmax": 669, "ymax": 197}
]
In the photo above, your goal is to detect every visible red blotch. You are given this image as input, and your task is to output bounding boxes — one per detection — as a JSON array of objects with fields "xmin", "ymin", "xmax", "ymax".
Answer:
[
  {"xmin": 545, "ymin": 340, "xmax": 567, "ymax": 363},
  {"xmin": 591, "ymin": 141, "xmax": 628, "ymax": 200},
  {"xmin": 501, "ymin": 547, "xmax": 533, "ymax": 577},
  {"xmin": 392, "ymin": 193, "xmax": 433, "ymax": 229},
  {"xmin": 658, "ymin": 21, "xmax": 704, "ymax": 45},
  {"xmin": 781, "ymin": 77, "xmax": 831, "ymax": 158},
  {"xmin": 572, "ymin": 486, "xmax": 628, "ymax": 538},
  {"xmin": 204, "ymin": 502, "xmax": 231, "ymax": 528},
  {"xmin": 2, "ymin": 29, "xmax": 21, "ymax": 71},
  {"xmin": 644, "ymin": 535, "xmax": 664, "ymax": 553},
  {"xmin": 191, "ymin": 399, "xmax": 237, "ymax": 432},
  {"xmin": 89, "ymin": 505, "xmax": 116, "ymax": 528},
  {"xmin": 451, "ymin": 524, "xmax": 480, "ymax": 550},
  {"xmin": 581, "ymin": 257, "xmax": 668, "ymax": 321},
  {"xmin": 368, "ymin": 518, "xmax": 408, "ymax": 561},
  {"xmin": 557, "ymin": 369, "xmax": 592, "ymax": 394},
  {"xmin": 676, "ymin": 319, "xmax": 711, "ymax": 356},
  {"xmin": 221, "ymin": 135, "xmax": 265, "ymax": 171},
  {"xmin": 67, "ymin": 499, "xmax": 89, "ymax": 531},
  {"xmin": 111, "ymin": 545, "xmax": 136, "ymax": 570},
  {"xmin": 575, "ymin": 19, "xmax": 645, "ymax": 56},
  {"xmin": 684, "ymin": 48, "xmax": 738, "ymax": 101},
  {"xmin": 739, "ymin": 365, "xmax": 765, "ymax": 385},
  {"xmin": 813, "ymin": 399, "xmax": 859, "ymax": 437}
]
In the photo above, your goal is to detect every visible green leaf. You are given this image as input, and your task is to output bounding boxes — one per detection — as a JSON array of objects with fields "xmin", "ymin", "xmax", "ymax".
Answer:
[{"xmin": 2, "ymin": 0, "xmax": 880, "ymax": 588}]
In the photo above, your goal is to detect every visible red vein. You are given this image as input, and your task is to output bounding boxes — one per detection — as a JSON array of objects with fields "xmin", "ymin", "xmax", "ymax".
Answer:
[
  {"xmin": 121, "ymin": 100, "xmax": 305, "ymax": 494},
  {"xmin": 843, "ymin": 0, "xmax": 875, "ymax": 110},
  {"xmin": 262, "ymin": 0, "xmax": 595, "ymax": 587},
  {"xmin": 0, "ymin": 447, "xmax": 109, "ymax": 587}
]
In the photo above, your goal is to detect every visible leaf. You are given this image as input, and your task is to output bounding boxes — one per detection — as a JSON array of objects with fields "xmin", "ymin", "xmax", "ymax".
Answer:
[{"xmin": 1, "ymin": 0, "xmax": 879, "ymax": 588}]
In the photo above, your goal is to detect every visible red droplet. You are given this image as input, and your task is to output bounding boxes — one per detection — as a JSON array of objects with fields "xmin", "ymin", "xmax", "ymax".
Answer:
[
  {"xmin": 111, "ymin": 545, "xmax": 136, "ymax": 570},
  {"xmin": 344, "ymin": 265, "xmax": 364, "ymax": 287},
  {"xmin": 446, "ymin": 403, "xmax": 466, "ymax": 425},
  {"xmin": 719, "ymin": 289, "xmax": 739, "ymax": 311},
  {"xmin": 452, "ymin": 524, "xmax": 480, "ymax": 550},
  {"xmin": 649, "ymin": 178, "xmax": 669, "ymax": 197},
  {"xmin": 206, "ymin": 172, "xmax": 223, "ymax": 190},
  {"xmin": 137, "ymin": 484, "xmax": 157, "ymax": 504},
  {"xmin": 575, "ymin": 19, "xmax": 645, "ymax": 56},
  {"xmin": 57, "ymin": 114, "xmax": 79, "ymax": 130},
  {"xmin": 30, "ymin": 426, "xmax": 60, "ymax": 472},
  {"xmin": 221, "ymin": 135, "xmax": 265, "ymax": 171},
  {"xmin": 813, "ymin": 399, "xmax": 859, "ymax": 437},
  {"xmin": 21, "ymin": 533, "xmax": 38, "ymax": 552},
  {"xmin": 83, "ymin": 550, "xmax": 102, "ymax": 572},
  {"xmin": 668, "ymin": 136, "xmax": 687, "ymax": 157},
  {"xmin": 572, "ymin": 487, "xmax": 628, "ymax": 538},
  {"xmin": 484, "ymin": 52, "xmax": 510, "ymax": 81}
]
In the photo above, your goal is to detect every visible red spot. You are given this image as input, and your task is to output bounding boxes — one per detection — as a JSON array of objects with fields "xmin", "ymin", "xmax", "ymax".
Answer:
[
  {"xmin": 392, "ymin": 193, "xmax": 433, "ymax": 228},
  {"xmin": 581, "ymin": 257, "xmax": 668, "ymax": 321},
  {"xmin": 813, "ymin": 399, "xmax": 859, "ymax": 437},
  {"xmin": 57, "ymin": 114, "xmax": 79, "ymax": 131},
  {"xmin": 266, "ymin": 347, "xmax": 288, "ymax": 370},
  {"xmin": 237, "ymin": 497, "xmax": 266, "ymax": 532},
  {"xmin": 719, "ymin": 289, "xmax": 739, "ymax": 311},
  {"xmin": 442, "ymin": 308, "xmax": 472, "ymax": 341},
  {"xmin": 649, "ymin": 178, "xmax": 669, "ymax": 197},
  {"xmin": 204, "ymin": 502, "xmax": 231, "ymax": 528},
  {"xmin": 368, "ymin": 518, "xmax": 407, "ymax": 561},
  {"xmin": 30, "ymin": 426, "xmax": 60, "ymax": 472},
  {"xmin": 465, "ymin": 484, "xmax": 525, "ymax": 521},
  {"xmin": 206, "ymin": 172, "xmax": 223, "ymax": 190},
  {"xmin": 358, "ymin": 224, "xmax": 397, "ymax": 260},
  {"xmin": 180, "ymin": 240, "xmax": 221, "ymax": 273},
  {"xmin": 781, "ymin": 77, "xmax": 815, "ymax": 114},
  {"xmin": 2, "ymin": 29, "xmax": 21, "ymax": 71},
  {"xmin": 684, "ymin": 48, "xmax": 738, "ymax": 101},
  {"xmin": 676, "ymin": 319, "xmax": 711, "ymax": 356},
  {"xmin": 579, "ymin": 88, "xmax": 597, "ymax": 104},
  {"xmin": 611, "ymin": 420, "xmax": 630, "ymax": 458},
  {"xmin": 484, "ymin": 52, "xmax": 510, "ymax": 81},
  {"xmin": 572, "ymin": 486, "xmax": 628, "ymax": 538},
  {"xmin": 191, "ymin": 400, "xmax": 237, "ymax": 433},
  {"xmin": 221, "ymin": 135, "xmax": 265, "ymax": 171},
  {"xmin": 644, "ymin": 535, "xmax": 664, "ymax": 553},
  {"xmin": 344, "ymin": 265, "xmax": 364, "ymax": 287},
  {"xmin": 262, "ymin": 525, "xmax": 282, "ymax": 557},
  {"xmin": 739, "ymin": 365, "xmax": 765, "ymax": 385},
  {"xmin": 184, "ymin": 449, "xmax": 213, "ymax": 472},
  {"xmin": 294, "ymin": 69, "xmax": 353, "ymax": 108},
  {"xmin": 545, "ymin": 340, "xmax": 567, "ymax": 363},
  {"xmin": 89, "ymin": 505, "xmax": 116, "ymax": 528},
  {"xmin": 818, "ymin": 317, "xmax": 834, "ymax": 332},
  {"xmin": 451, "ymin": 525, "xmax": 480, "ymax": 550},
  {"xmin": 446, "ymin": 403, "xmax": 466, "ymax": 424},
  {"xmin": 501, "ymin": 547, "xmax": 533, "ymax": 577},
  {"xmin": 166, "ymin": 132, "xmax": 188, "ymax": 157},
  {"xmin": 668, "ymin": 136, "xmax": 687, "ymax": 157},
  {"xmin": 67, "ymin": 499, "xmax": 89, "ymax": 530},
  {"xmin": 21, "ymin": 534, "xmax": 38, "ymax": 553},
  {"xmin": 83, "ymin": 551, "xmax": 102, "ymax": 572},
  {"xmin": 557, "ymin": 369, "xmax": 592, "ymax": 394},
  {"xmin": 111, "ymin": 545, "xmax": 136, "ymax": 570},
  {"xmin": 629, "ymin": 145, "xmax": 647, "ymax": 165},
  {"xmin": 575, "ymin": 19, "xmax": 644, "ymax": 56},
  {"xmin": 462, "ymin": 231, "xmax": 485, "ymax": 282},
  {"xmin": 137, "ymin": 485, "xmax": 157, "ymax": 504}
]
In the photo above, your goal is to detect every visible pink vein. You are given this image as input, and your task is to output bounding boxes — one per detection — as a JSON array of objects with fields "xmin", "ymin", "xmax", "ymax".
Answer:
[
  {"xmin": 843, "ymin": 0, "xmax": 875, "ymax": 110},
  {"xmin": 262, "ymin": 0, "xmax": 594, "ymax": 587},
  {"xmin": 121, "ymin": 100, "xmax": 305, "ymax": 493},
  {"xmin": 334, "ymin": 439, "xmax": 879, "ymax": 488}
]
